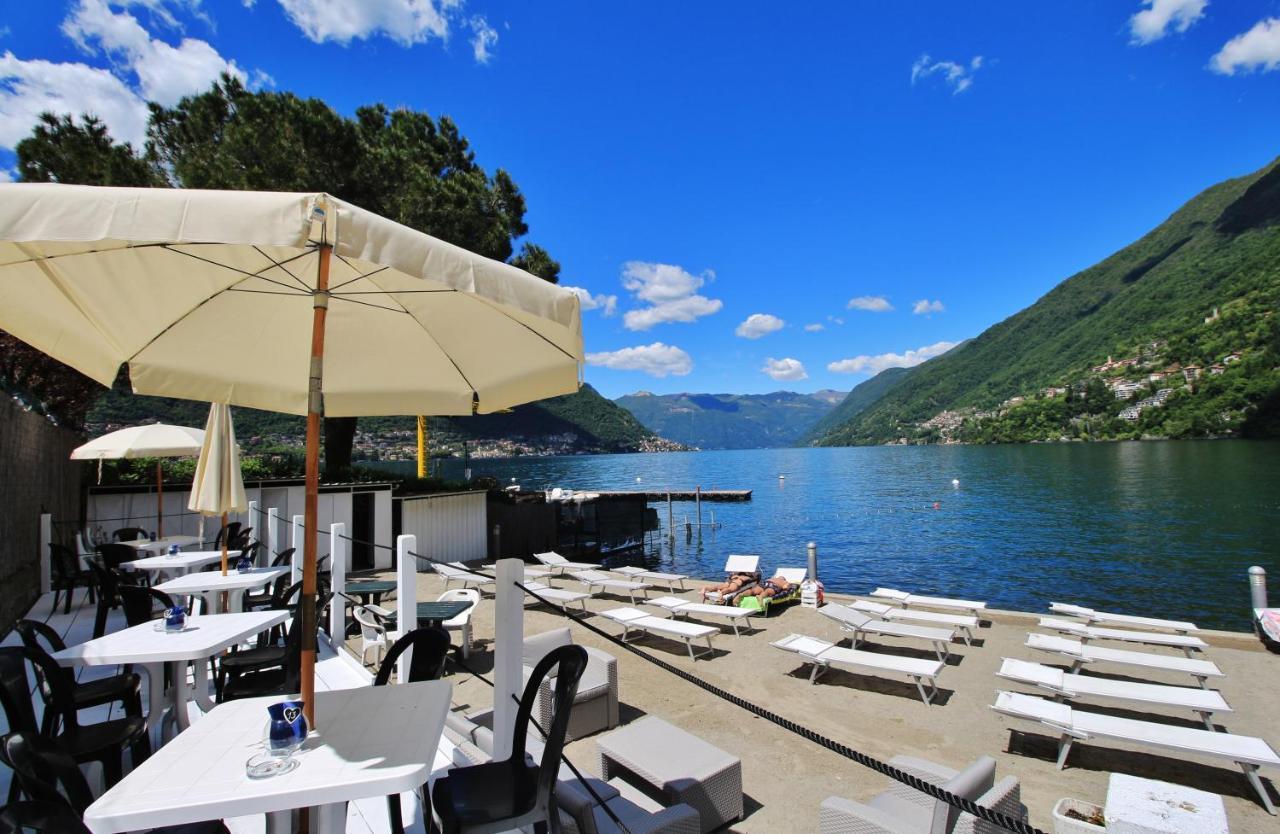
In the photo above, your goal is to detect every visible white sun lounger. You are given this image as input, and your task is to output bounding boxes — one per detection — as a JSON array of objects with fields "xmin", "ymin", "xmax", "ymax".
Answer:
[
  {"xmin": 871, "ymin": 588, "xmax": 986, "ymax": 615},
  {"xmin": 481, "ymin": 563, "xmax": 553, "ymax": 580},
  {"xmin": 533, "ymin": 551, "xmax": 597, "ymax": 574},
  {"xmin": 600, "ymin": 607, "xmax": 717, "ymax": 660},
  {"xmin": 1025, "ymin": 633, "xmax": 1223, "ymax": 688},
  {"xmin": 1049, "ymin": 602, "xmax": 1199, "ymax": 634},
  {"xmin": 644, "ymin": 595, "xmax": 758, "ymax": 636},
  {"xmin": 820, "ymin": 603, "xmax": 956, "ymax": 660},
  {"xmin": 1039, "ymin": 617, "xmax": 1208, "ymax": 656},
  {"xmin": 521, "ymin": 581, "xmax": 592, "ymax": 613},
  {"xmin": 703, "ymin": 554, "xmax": 761, "ymax": 603},
  {"xmin": 850, "ymin": 599, "xmax": 978, "ymax": 645},
  {"xmin": 572, "ymin": 571, "xmax": 650, "ymax": 604},
  {"xmin": 612, "ymin": 566, "xmax": 688, "ymax": 591},
  {"xmin": 992, "ymin": 690, "xmax": 1280, "ymax": 814},
  {"xmin": 771, "ymin": 634, "xmax": 945, "ymax": 705},
  {"xmin": 434, "ymin": 562, "xmax": 495, "ymax": 591},
  {"xmin": 996, "ymin": 658, "xmax": 1231, "ymax": 730}
]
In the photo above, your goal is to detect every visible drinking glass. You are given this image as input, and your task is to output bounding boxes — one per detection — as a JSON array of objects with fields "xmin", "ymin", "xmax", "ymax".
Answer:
[{"xmin": 246, "ymin": 700, "xmax": 308, "ymax": 778}]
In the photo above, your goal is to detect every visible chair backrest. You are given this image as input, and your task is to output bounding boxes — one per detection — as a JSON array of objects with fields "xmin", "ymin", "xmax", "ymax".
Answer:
[
  {"xmin": 513, "ymin": 644, "xmax": 588, "ymax": 811},
  {"xmin": 82, "ymin": 560, "xmax": 119, "ymax": 639},
  {"xmin": 112, "ymin": 527, "xmax": 147, "ymax": 542},
  {"xmin": 117, "ymin": 585, "xmax": 175, "ymax": 627},
  {"xmin": 0, "ymin": 801, "xmax": 92, "ymax": 833},
  {"xmin": 353, "ymin": 606, "xmax": 386, "ymax": 643},
  {"xmin": 373, "ymin": 627, "xmax": 451, "ymax": 687},
  {"xmin": 0, "ymin": 648, "xmax": 78, "ymax": 737},
  {"xmin": 229, "ymin": 527, "xmax": 253, "ymax": 550},
  {"xmin": 0, "ymin": 732, "xmax": 95, "ymax": 814},
  {"xmin": 930, "ymin": 756, "xmax": 997, "ymax": 834},
  {"xmin": 95, "ymin": 543, "xmax": 136, "ymax": 571},
  {"xmin": 46, "ymin": 544, "xmax": 81, "ymax": 586},
  {"xmin": 774, "ymin": 567, "xmax": 808, "ymax": 584},
  {"xmin": 12, "ymin": 620, "xmax": 65, "ymax": 655},
  {"xmin": 277, "ymin": 580, "xmax": 305, "ymax": 609},
  {"xmin": 214, "ymin": 521, "xmax": 242, "ymax": 548},
  {"xmin": 437, "ymin": 588, "xmax": 480, "ymax": 617},
  {"xmin": 271, "ymin": 547, "xmax": 295, "ymax": 567},
  {"xmin": 75, "ymin": 532, "xmax": 94, "ymax": 558}
]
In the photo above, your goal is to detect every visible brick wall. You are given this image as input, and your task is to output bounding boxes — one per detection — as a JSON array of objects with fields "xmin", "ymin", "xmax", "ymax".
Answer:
[{"xmin": 0, "ymin": 395, "xmax": 84, "ymax": 632}]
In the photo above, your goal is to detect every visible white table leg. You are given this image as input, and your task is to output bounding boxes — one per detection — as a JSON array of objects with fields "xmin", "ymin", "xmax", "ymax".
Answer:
[
  {"xmin": 229, "ymin": 586, "xmax": 245, "ymax": 613},
  {"xmin": 265, "ymin": 810, "xmax": 293, "ymax": 834},
  {"xmin": 171, "ymin": 660, "xmax": 192, "ymax": 732},
  {"xmin": 141, "ymin": 662, "xmax": 166, "ymax": 734},
  {"xmin": 192, "ymin": 655, "xmax": 217, "ymax": 714},
  {"xmin": 316, "ymin": 802, "xmax": 348, "ymax": 833}
]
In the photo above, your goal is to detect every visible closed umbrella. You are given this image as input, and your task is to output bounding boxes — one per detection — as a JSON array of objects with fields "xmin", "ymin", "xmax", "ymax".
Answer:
[
  {"xmin": 188, "ymin": 403, "xmax": 247, "ymax": 575},
  {"xmin": 70, "ymin": 423, "xmax": 205, "ymax": 538},
  {"xmin": 0, "ymin": 183, "xmax": 583, "ymax": 725}
]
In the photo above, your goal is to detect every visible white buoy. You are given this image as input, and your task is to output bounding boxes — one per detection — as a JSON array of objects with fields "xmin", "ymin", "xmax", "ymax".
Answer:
[
  {"xmin": 951, "ymin": 479, "xmax": 960, "ymax": 488},
  {"xmin": 778, "ymin": 474, "xmax": 786, "ymax": 480},
  {"xmin": 635, "ymin": 476, "xmax": 642, "ymax": 483}
]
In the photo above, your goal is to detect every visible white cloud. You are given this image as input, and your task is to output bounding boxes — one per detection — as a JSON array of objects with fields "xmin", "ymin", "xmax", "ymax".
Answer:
[
  {"xmin": 0, "ymin": 167, "xmax": 13, "ymax": 182},
  {"xmin": 827, "ymin": 315, "xmax": 845, "ymax": 326},
  {"xmin": 1211, "ymin": 18, "xmax": 1280, "ymax": 75},
  {"xmin": 620, "ymin": 261, "xmax": 723, "ymax": 331},
  {"xmin": 848, "ymin": 295, "xmax": 893, "ymax": 312},
  {"xmin": 804, "ymin": 323, "xmax": 824, "ymax": 332},
  {"xmin": 761, "ymin": 357, "xmax": 807, "ymax": 381},
  {"xmin": 563, "ymin": 286, "xmax": 617, "ymax": 317},
  {"xmin": 827, "ymin": 340, "xmax": 958, "ymax": 376},
  {"xmin": 1130, "ymin": 0, "xmax": 1207, "ymax": 45},
  {"xmin": 275, "ymin": 0, "xmax": 460, "ymax": 47},
  {"xmin": 0, "ymin": 51, "xmax": 148, "ymax": 147},
  {"xmin": 912, "ymin": 298, "xmax": 945, "ymax": 315},
  {"xmin": 911, "ymin": 54, "xmax": 983, "ymax": 94},
  {"xmin": 469, "ymin": 15, "xmax": 497, "ymax": 63},
  {"xmin": 735, "ymin": 313, "xmax": 785, "ymax": 339},
  {"xmin": 586, "ymin": 342, "xmax": 693, "ymax": 377}
]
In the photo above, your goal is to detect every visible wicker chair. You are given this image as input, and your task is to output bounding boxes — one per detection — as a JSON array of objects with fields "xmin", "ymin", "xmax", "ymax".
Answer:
[{"xmin": 522, "ymin": 628, "xmax": 618, "ymax": 741}]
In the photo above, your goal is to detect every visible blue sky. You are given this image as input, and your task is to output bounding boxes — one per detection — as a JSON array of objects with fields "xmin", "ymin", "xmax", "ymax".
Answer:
[{"xmin": 2, "ymin": 1, "xmax": 1280, "ymax": 399}]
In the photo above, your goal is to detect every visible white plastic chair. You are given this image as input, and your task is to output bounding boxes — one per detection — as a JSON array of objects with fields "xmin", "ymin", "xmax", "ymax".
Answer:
[
  {"xmin": 352, "ymin": 605, "xmax": 388, "ymax": 666},
  {"xmin": 437, "ymin": 588, "xmax": 480, "ymax": 659}
]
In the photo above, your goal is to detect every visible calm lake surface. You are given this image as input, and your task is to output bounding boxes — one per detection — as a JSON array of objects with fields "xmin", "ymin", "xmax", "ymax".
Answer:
[{"xmin": 387, "ymin": 441, "xmax": 1280, "ymax": 632}]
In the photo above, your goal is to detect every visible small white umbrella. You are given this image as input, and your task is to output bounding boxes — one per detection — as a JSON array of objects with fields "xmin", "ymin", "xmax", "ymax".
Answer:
[
  {"xmin": 71, "ymin": 423, "xmax": 206, "ymax": 537},
  {"xmin": 188, "ymin": 404, "xmax": 247, "ymax": 575}
]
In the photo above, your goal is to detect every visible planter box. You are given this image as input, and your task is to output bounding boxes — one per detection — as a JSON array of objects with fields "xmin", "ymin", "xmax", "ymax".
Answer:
[{"xmin": 1053, "ymin": 798, "xmax": 1106, "ymax": 834}]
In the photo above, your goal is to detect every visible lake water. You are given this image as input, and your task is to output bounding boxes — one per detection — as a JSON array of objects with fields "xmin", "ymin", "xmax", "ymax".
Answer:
[{"xmin": 386, "ymin": 441, "xmax": 1280, "ymax": 632}]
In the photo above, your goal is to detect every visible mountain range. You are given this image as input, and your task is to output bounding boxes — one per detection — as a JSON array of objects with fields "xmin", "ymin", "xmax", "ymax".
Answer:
[{"xmin": 615, "ymin": 390, "xmax": 846, "ymax": 449}]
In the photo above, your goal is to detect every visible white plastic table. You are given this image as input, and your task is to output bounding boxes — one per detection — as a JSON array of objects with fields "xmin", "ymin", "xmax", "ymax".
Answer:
[
  {"xmin": 121, "ymin": 550, "xmax": 234, "ymax": 577},
  {"xmin": 83, "ymin": 681, "xmax": 453, "ymax": 834},
  {"xmin": 122, "ymin": 535, "xmax": 202, "ymax": 553},
  {"xmin": 155, "ymin": 567, "xmax": 289, "ymax": 614},
  {"xmin": 52, "ymin": 610, "xmax": 288, "ymax": 735}
]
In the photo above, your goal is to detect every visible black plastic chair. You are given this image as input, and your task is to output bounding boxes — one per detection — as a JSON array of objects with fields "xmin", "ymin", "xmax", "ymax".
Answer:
[
  {"xmin": 0, "ymin": 800, "xmax": 91, "ymax": 833},
  {"xmin": 431, "ymin": 645, "xmax": 588, "ymax": 834},
  {"xmin": 117, "ymin": 585, "xmax": 175, "ymax": 628},
  {"xmin": 47, "ymin": 544, "xmax": 95, "ymax": 615},
  {"xmin": 112, "ymin": 527, "xmax": 147, "ymax": 543},
  {"xmin": 83, "ymin": 561, "xmax": 122, "ymax": 640},
  {"xmin": 270, "ymin": 547, "xmax": 295, "ymax": 568},
  {"xmin": 95, "ymin": 544, "xmax": 146, "ymax": 586},
  {"xmin": 11, "ymin": 621, "xmax": 142, "ymax": 736},
  {"xmin": 0, "ymin": 647, "xmax": 149, "ymax": 790},
  {"xmin": 212, "ymin": 521, "xmax": 241, "ymax": 549},
  {"xmin": 374, "ymin": 628, "xmax": 451, "ymax": 834},
  {"xmin": 219, "ymin": 617, "xmax": 303, "ymax": 702},
  {"xmin": 0, "ymin": 732, "xmax": 227, "ymax": 833},
  {"xmin": 227, "ymin": 527, "xmax": 253, "ymax": 551}
]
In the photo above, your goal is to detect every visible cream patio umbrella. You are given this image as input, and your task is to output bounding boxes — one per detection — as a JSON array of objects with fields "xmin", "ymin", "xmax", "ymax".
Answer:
[
  {"xmin": 188, "ymin": 403, "xmax": 247, "ymax": 576},
  {"xmin": 0, "ymin": 183, "xmax": 584, "ymax": 725},
  {"xmin": 70, "ymin": 422, "xmax": 206, "ymax": 538}
]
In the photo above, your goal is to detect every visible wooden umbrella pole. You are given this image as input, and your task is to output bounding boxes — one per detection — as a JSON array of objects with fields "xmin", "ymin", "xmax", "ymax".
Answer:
[
  {"xmin": 301, "ymin": 242, "xmax": 332, "ymax": 729},
  {"xmin": 220, "ymin": 512, "xmax": 229, "ymax": 575},
  {"xmin": 156, "ymin": 461, "xmax": 164, "ymax": 538}
]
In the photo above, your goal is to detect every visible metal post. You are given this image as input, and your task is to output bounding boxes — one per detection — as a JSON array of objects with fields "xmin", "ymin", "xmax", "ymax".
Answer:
[
  {"xmin": 807, "ymin": 541, "xmax": 819, "ymax": 583},
  {"xmin": 395, "ymin": 534, "xmax": 419, "ymax": 684},
  {"xmin": 38, "ymin": 513, "xmax": 51, "ymax": 595},
  {"xmin": 290, "ymin": 514, "xmax": 304, "ymax": 586},
  {"xmin": 267, "ymin": 507, "xmax": 279, "ymax": 561},
  {"xmin": 329, "ymin": 522, "xmax": 346, "ymax": 647},
  {"xmin": 695, "ymin": 486, "xmax": 702, "ymax": 528},
  {"xmin": 492, "ymin": 558, "xmax": 523, "ymax": 760},
  {"xmin": 666, "ymin": 493, "xmax": 673, "ymax": 539},
  {"xmin": 1249, "ymin": 566, "xmax": 1268, "ymax": 611}
]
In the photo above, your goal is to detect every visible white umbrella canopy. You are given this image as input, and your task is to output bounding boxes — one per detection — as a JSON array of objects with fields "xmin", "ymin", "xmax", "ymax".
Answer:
[
  {"xmin": 0, "ymin": 183, "xmax": 584, "ymax": 725},
  {"xmin": 188, "ymin": 404, "xmax": 247, "ymax": 575}
]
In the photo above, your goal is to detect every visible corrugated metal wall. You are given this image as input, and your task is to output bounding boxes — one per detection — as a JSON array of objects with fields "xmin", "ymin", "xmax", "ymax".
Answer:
[{"xmin": 397, "ymin": 491, "xmax": 488, "ymax": 569}]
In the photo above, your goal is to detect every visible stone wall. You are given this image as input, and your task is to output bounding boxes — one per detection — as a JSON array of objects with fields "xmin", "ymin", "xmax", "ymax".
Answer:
[{"xmin": 0, "ymin": 395, "xmax": 84, "ymax": 632}]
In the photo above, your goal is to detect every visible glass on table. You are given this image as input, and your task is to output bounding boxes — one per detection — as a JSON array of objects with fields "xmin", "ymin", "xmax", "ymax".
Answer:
[{"xmin": 247, "ymin": 700, "xmax": 309, "ymax": 778}]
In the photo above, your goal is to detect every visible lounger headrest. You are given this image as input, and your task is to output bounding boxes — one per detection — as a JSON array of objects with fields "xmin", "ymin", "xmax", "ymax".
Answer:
[{"xmin": 724, "ymin": 554, "xmax": 760, "ymax": 573}]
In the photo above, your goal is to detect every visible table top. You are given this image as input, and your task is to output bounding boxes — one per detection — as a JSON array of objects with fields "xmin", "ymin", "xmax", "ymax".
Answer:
[
  {"xmin": 82, "ymin": 680, "xmax": 452, "ymax": 834},
  {"xmin": 1104, "ymin": 773, "xmax": 1228, "ymax": 833},
  {"xmin": 122, "ymin": 535, "xmax": 202, "ymax": 551},
  {"xmin": 53, "ymin": 610, "xmax": 289, "ymax": 667},
  {"xmin": 345, "ymin": 580, "xmax": 398, "ymax": 593},
  {"xmin": 155, "ymin": 566, "xmax": 289, "ymax": 595},
  {"xmin": 598, "ymin": 716, "xmax": 739, "ymax": 781},
  {"xmin": 384, "ymin": 601, "xmax": 474, "ymax": 624},
  {"xmin": 122, "ymin": 550, "xmax": 232, "ymax": 572}
]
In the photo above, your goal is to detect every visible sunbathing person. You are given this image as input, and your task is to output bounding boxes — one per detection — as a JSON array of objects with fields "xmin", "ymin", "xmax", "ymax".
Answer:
[
  {"xmin": 737, "ymin": 575, "xmax": 793, "ymax": 601},
  {"xmin": 701, "ymin": 572, "xmax": 757, "ymax": 602}
]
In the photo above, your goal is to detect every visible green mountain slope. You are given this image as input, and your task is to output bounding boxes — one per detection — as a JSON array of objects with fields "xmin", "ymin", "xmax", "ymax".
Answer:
[
  {"xmin": 88, "ymin": 383, "xmax": 665, "ymax": 455},
  {"xmin": 616, "ymin": 390, "xmax": 846, "ymax": 449},
  {"xmin": 804, "ymin": 367, "xmax": 913, "ymax": 442},
  {"xmin": 815, "ymin": 156, "xmax": 1280, "ymax": 445}
]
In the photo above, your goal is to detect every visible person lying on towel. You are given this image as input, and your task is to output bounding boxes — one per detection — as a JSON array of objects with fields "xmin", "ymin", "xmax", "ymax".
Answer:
[
  {"xmin": 736, "ymin": 575, "xmax": 793, "ymax": 601},
  {"xmin": 701, "ymin": 572, "xmax": 758, "ymax": 603}
]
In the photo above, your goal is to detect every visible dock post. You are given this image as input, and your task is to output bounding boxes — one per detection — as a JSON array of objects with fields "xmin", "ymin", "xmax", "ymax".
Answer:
[
  {"xmin": 1250, "ymin": 566, "xmax": 1268, "ymax": 610},
  {"xmin": 667, "ymin": 493, "xmax": 673, "ymax": 539},
  {"xmin": 807, "ymin": 541, "xmax": 818, "ymax": 583},
  {"xmin": 39, "ymin": 513, "xmax": 51, "ymax": 595},
  {"xmin": 696, "ymin": 486, "xmax": 702, "ymax": 528},
  {"xmin": 491, "ymin": 524, "xmax": 502, "ymax": 559}
]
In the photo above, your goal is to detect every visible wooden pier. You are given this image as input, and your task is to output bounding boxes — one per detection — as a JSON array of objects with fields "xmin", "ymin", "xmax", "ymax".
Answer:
[{"xmin": 593, "ymin": 489, "xmax": 752, "ymax": 502}]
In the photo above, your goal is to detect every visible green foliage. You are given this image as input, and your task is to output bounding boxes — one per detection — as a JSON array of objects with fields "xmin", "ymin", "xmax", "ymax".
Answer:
[
  {"xmin": 16, "ymin": 114, "xmax": 163, "ymax": 187},
  {"xmin": 804, "ymin": 368, "xmax": 910, "ymax": 443},
  {"xmin": 815, "ymin": 155, "xmax": 1280, "ymax": 445},
  {"xmin": 509, "ymin": 243, "xmax": 561, "ymax": 283},
  {"xmin": 617, "ymin": 390, "xmax": 846, "ymax": 449}
]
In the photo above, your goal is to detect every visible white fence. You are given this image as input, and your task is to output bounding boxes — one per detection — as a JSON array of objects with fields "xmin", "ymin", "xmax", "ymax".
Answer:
[{"xmin": 396, "ymin": 490, "xmax": 488, "ymax": 569}]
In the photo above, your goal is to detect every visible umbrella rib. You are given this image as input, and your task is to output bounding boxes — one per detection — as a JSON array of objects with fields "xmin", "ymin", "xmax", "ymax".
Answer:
[
  {"xmin": 328, "ymin": 262, "xmax": 391, "ymax": 292},
  {"xmin": 0, "ymin": 241, "xmax": 173, "ymax": 268},
  {"xmin": 470, "ymin": 294, "xmax": 582, "ymax": 364},
  {"xmin": 161, "ymin": 245, "xmax": 315, "ymax": 294},
  {"xmin": 327, "ymin": 294, "xmax": 412, "ymax": 313},
  {"xmin": 330, "ymin": 289, "xmax": 454, "ymax": 295},
  {"xmin": 253, "ymin": 245, "xmax": 314, "ymax": 292}
]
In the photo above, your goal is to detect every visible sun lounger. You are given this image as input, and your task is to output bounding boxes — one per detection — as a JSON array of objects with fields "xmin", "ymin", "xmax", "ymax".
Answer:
[
  {"xmin": 1049, "ymin": 602, "xmax": 1199, "ymax": 634},
  {"xmin": 1026, "ymin": 632, "xmax": 1223, "ymax": 688},
  {"xmin": 644, "ymin": 595, "xmax": 759, "ymax": 636},
  {"xmin": 771, "ymin": 634, "xmax": 944, "ymax": 705},
  {"xmin": 819, "ymin": 603, "xmax": 956, "ymax": 660},
  {"xmin": 757, "ymin": 567, "xmax": 807, "ymax": 613},
  {"xmin": 481, "ymin": 563, "xmax": 554, "ymax": 580},
  {"xmin": 703, "ymin": 554, "xmax": 761, "ymax": 603},
  {"xmin": 521, "ymin": 581, "xmax": 592, "ymax": 613},
  {"xmin": 572, "ymin": 571, "xmax": 651, "ymax": 604},
  {"xmin": 434, "ymin": 562, "xmax": 495, "ymax": 591},
  {"xmin": 992, "ymin": 690, "xmax": 1280, "ymax": 814},
  {"xmin": 612, "ymin": 566, "xmax": 688, "ymax": 591},
  {"xmin": 599, "ymin": 607, "xmax": 718, "ymax": 660},
  {"xmin": 851, "ymin": 600, "xmax": 978, "ymax": 645},
  {"xmin": 871, "ymin": 588, "xmax": 986, "ymax": 615},
  {"xmin": 1039, "ymin": 617, "xmax": 1208, "ymax": 656},
  {"xmin": 533, "ymin": 551, "xmax": 597, "ymax": 574},
  {"xmin": 996, "ymin": 658, "xmax": 1231, "ymax": 729}
]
